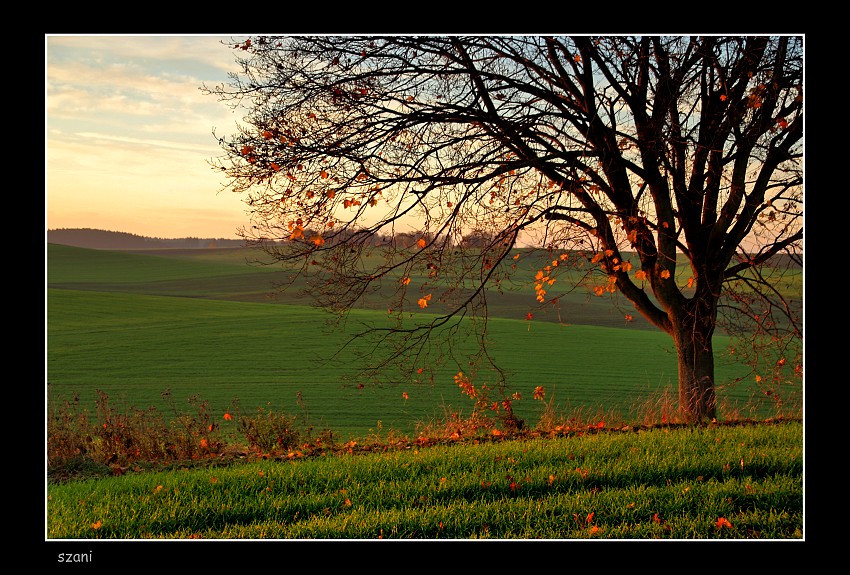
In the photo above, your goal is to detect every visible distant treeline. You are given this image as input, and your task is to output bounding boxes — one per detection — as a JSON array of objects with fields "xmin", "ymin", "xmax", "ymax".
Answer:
[
  {"xmin": 45, "ymin": 228, "xmax": 513, "ymax": 251},
  {"xmin": 47, "ymin": 228, "xmax": 245, "ymax": 250},
  {"xmin": 46, "ymin": 227, "xmax": 802, "ymax": 269}
]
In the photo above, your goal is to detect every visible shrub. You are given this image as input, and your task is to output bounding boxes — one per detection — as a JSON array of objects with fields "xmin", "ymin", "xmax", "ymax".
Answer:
[{"xmin": 236, "ymin": 404, "xmax": 301, "ymax": 452}]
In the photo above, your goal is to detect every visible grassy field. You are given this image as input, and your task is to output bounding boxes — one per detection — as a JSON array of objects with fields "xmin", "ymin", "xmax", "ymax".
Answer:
[
  {"xmin": 47, "ymin": 420, "xmax": 802, "ymax": 540},
  {"xmin": 45, "ymin": 242, "xmax": 804, "ymax": 544},
  {"xmin": 46, "ymin": 243, "xmax": 800, "ymax": 440}
]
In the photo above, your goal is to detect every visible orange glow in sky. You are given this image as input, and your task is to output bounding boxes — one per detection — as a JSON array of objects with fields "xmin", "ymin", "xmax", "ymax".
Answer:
[{"xmin": 46, "ymin": 35, "xmax": 249, "ymax": 239}]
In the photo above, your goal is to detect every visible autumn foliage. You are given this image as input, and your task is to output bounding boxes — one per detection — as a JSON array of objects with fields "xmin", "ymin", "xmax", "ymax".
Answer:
[{"xmin": 205, "ymin": 35, "xmax": 803, "ymax": 424}]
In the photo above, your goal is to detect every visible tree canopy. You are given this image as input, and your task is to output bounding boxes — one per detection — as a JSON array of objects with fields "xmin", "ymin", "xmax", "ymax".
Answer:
[{"xmin": 206, "ymin": 35, "xmax": 803, "ymax": 422}]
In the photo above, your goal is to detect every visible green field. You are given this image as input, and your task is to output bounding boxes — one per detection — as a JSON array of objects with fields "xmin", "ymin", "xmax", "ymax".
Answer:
[
  {"xmin": 46, "ymin": 243, "xmax": 801, "ymax": 440},
  {"xmin": 46, "ymin": 420, "xmax": 802, "ymax": 540}
]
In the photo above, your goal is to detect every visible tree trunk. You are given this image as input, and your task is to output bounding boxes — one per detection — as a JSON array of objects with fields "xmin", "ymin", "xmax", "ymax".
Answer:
[{"xmin": 672, "ymin": 320, "xmax": 718, "ymax": 422}]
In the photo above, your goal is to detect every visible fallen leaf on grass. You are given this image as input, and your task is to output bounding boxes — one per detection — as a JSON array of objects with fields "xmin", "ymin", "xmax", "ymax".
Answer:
[{"xmin": 716, "ymin": 517, "xmax": 732, "ymax": 529}]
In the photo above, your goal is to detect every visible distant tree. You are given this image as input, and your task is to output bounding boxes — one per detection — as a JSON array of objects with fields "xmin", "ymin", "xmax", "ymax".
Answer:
[{"xmin": 206, "ymin": 36, "xmax": 803, "ymax": 422}]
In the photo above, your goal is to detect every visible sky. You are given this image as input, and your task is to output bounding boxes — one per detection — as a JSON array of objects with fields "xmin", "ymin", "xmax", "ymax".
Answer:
[{"xmin": 46, "ymin": 35, "xmax": 251, "ymax": 239}]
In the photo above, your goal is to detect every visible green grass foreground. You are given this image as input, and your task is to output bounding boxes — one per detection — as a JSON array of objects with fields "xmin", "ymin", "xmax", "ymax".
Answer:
[{"xmin": 47, "ymin": 420, "xmax": 802, "ymax": 540}]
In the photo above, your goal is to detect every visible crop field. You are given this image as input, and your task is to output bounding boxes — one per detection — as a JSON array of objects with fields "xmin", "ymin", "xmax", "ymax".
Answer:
[
  {"xmin": 44, "ymin": 241, "xmax": 805, "ymax": 545},
  {"xmin": 46, "ymin": 243, "xmax": 801, "ymax": 440}
]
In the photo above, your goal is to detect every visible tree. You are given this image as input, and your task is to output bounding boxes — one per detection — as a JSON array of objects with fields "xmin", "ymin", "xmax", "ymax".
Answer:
[{"xmin": 206, "ymin": 35, "xmax": 803, "ymax": 423}]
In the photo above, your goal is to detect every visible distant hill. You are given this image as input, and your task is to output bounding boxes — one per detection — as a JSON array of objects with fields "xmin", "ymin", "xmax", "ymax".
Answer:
[
  {"xmin": 47, "ymin": 228, "xmax": 245, "ymax": 250},
  {"xmin": 46, "ymin": 227, "xmax": 802, "ymax": 269}
]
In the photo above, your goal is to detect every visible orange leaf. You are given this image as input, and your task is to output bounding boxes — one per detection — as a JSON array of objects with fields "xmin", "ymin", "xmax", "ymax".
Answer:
[
  {"xmin": 660, "ymin": 270, "xmax": 671, "ymax": 279},
  {"xmin": 223, "ymin": 413, "xmax": 233, "ymax": 421},
  {"xmin": 310, "ymin": 235, "xmax": 325, "ymax": 246},
  {"xmin": 715, "ymin": 517, "xmax": 732, "ymax": 529},
  {"xmin": 401, "ymin": 276, "xmax": 411, "ymax": 285},
  {"xmin": 417, "ymin": 238, "xmax": 427, "ymax": 248},
  {"xmin": 402, "ymin": 392, "xmax": 409, "ymax": 400},
  {"xmin": 635, "ymin": 270, "xmax": 647, "ymax": 281},
  {"xmin": 533, "ymin": 386, "xmax": 545, "ymax": 400},
  {"xmin": 418, "ymin": 294, "xmax": 432, "ymax": 308}
]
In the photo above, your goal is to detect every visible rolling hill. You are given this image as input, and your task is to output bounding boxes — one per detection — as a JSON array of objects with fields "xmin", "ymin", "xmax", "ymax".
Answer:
[{"xmin": 47, "ymin": 228, "xmax": 245, "ymax": 250}]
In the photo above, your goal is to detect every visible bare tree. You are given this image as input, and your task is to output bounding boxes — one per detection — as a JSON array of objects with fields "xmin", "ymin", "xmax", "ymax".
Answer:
[{"xmin": 205, "ymin": 35, "xmax": 803, "ymax": 423}]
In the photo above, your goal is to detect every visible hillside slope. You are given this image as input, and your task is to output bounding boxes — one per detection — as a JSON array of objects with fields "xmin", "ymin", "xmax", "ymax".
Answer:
[{"xmin": 47, "ymin": 228, "xmax": 244, "ymax": 250}]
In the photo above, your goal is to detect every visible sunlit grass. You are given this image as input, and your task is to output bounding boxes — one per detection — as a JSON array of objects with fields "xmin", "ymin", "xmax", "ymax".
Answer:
[{"xmin": 47, "ymin": 420, "xmax": 802, "ymax": 539}]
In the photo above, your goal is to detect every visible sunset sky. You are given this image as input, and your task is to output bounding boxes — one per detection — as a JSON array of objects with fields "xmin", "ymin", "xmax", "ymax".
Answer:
[{"xmin": 46, "ymin": 35, "xmax": 251, "ymax": 239}]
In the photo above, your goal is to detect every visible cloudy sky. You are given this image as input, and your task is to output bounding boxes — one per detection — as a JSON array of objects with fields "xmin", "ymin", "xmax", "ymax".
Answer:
[{"xmin": 46, "ymin": 34, "xmax": 252, "ymax": 239}]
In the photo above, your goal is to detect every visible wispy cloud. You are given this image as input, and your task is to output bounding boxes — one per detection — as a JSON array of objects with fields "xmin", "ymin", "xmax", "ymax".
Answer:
[
  {"xmin": 46, "ymin": 35, "xmax": 246, "ymax": 238},
  {"xmin": 67, "ymin": 131, "xmax": 220, "ymax": 154}
]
